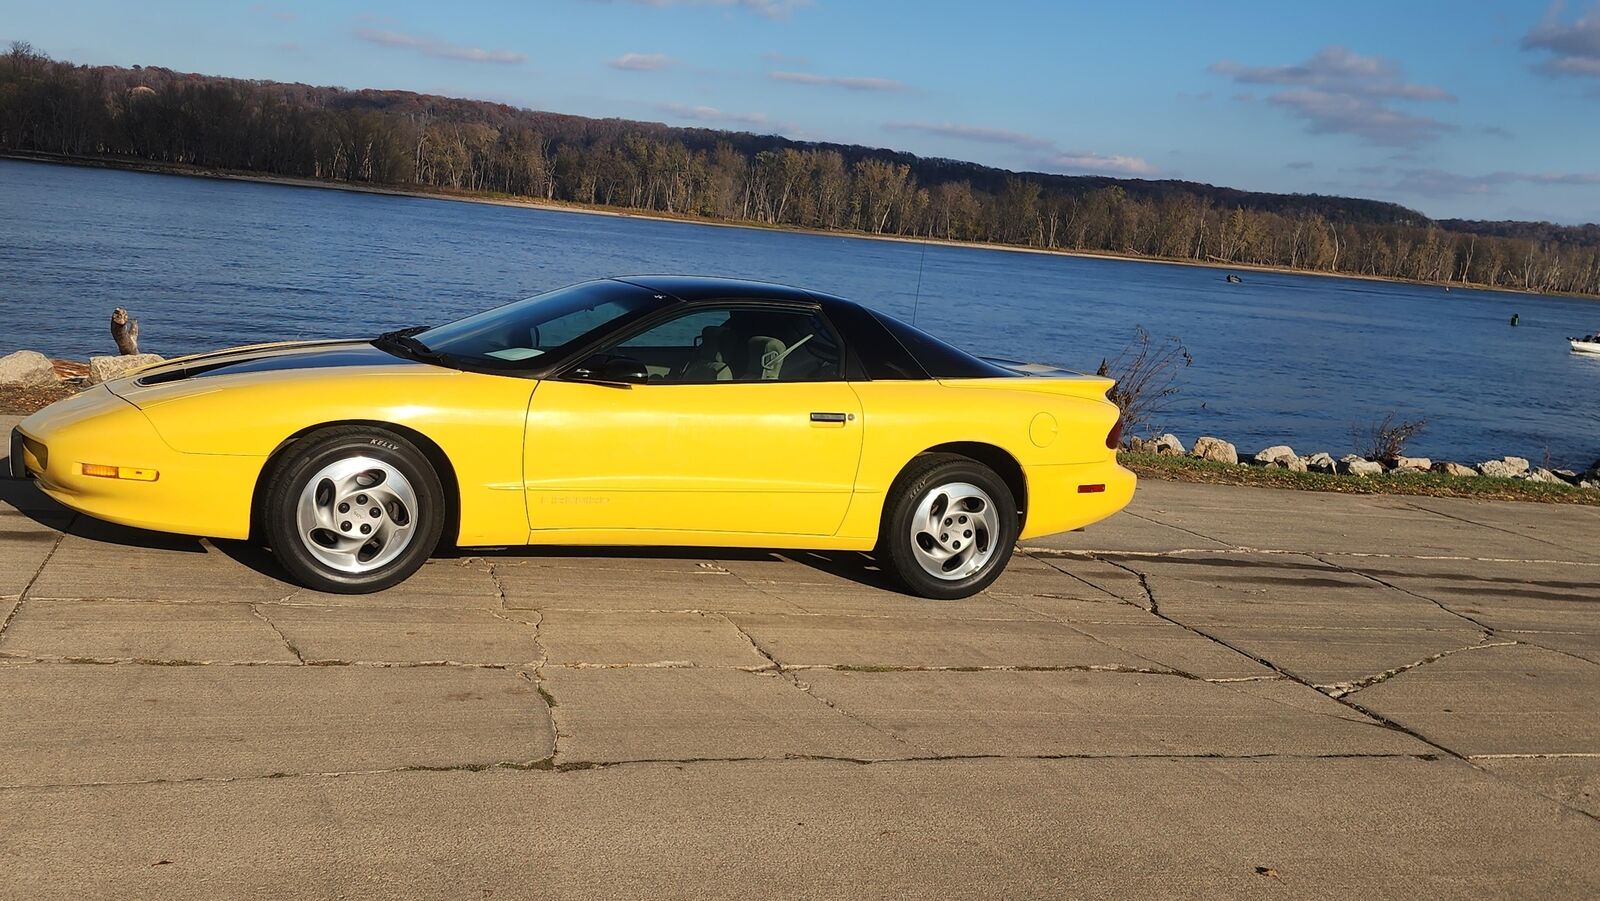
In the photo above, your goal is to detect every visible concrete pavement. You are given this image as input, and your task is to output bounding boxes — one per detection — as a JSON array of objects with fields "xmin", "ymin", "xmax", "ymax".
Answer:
[{"xmin": 3, "ymin": 424, "xmax": 1599, "ymax": 897}]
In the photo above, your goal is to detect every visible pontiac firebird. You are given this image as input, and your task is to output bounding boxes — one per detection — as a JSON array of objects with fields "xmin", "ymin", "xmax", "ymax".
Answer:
[{"xmin": 11, "ymin": 277, "xmax": 1135, "ymax": 598}]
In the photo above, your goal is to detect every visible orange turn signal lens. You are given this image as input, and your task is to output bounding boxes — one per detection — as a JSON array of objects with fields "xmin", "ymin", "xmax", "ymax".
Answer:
[{"xmin": 81, "ymin": 463, "xmax": 159, "ymax": 482}]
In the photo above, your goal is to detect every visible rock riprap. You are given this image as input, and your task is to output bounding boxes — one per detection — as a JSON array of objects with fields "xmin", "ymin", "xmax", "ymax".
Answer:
[
  {"xmin": 1191, "ymin": 436, "xmax": 1238, "ymax": 465},
  {"xmin": 0, "ymin": 350, "xmax": 61, "ymax": 387},
  {"xmin": 88, "ymin": 354, "xmax": 165, "ymax": 385}
]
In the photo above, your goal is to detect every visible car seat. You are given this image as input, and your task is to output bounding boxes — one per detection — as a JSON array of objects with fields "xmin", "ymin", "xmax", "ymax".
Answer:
[
  {"xmin": 681, "ymin": 325, "xmax": 738, "ymax": 381},
  {"xmin": 747, "ymin": 334, "xmax": 816, "ymax": 380}
]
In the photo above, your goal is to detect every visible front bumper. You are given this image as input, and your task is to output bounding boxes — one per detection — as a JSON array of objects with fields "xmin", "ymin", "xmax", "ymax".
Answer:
[
  {"xmin": 16, "ymin": 387, "xmax": 265, "ymax": 539},
  {"xmin": 8, "ymin": 427, "xmax": 28, "ymax": 479}
]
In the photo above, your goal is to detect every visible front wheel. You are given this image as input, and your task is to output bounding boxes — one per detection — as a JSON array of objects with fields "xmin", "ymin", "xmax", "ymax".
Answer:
[
  {"xmin": 880, "ymin": 453, "xmax": 1018, "ymax": 600},
  {"xmin": 264, "ymin": 426, "xmax": 444, "ymax": 593}
]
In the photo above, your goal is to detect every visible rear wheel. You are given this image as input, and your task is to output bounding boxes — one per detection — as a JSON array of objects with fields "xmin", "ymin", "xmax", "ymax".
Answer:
[
  {"xmin": 264, "ymin": 426, "xmax": 444, "ymax": 594},
  {"xmin": 880, "ymin": 453, "xmax": 1017, "ymax": 600}
]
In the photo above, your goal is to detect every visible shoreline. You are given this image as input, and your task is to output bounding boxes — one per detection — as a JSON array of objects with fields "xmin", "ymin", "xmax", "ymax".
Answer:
[{"xmin": 4, "ymin": 150, "xmax": 1588, "ymax": 302}]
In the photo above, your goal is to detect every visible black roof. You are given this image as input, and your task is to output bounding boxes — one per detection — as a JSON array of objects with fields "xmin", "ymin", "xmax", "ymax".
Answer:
[
  {"xmin": 607, "ymin": 275, "xmax": 1013, "ymax": 382},
  {"xmin": 612, "ymin": 275, "xmax": 833, "ymax": 307}
]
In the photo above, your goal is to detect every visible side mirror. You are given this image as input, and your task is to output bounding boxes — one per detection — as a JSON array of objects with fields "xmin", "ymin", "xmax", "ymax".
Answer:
[{"xmin": 570, "ymin": 354, "xmax": 649, "ymax": 386}]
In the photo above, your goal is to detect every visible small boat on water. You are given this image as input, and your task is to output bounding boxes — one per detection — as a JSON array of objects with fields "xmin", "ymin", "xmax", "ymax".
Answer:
[
  {"xmin": 1225, "ymin": 274, "xmax": 1243, "ymax": 283},
  {"xmin": 1572, "ymin": 334, "xmax": 1600, "ymax": 355}
]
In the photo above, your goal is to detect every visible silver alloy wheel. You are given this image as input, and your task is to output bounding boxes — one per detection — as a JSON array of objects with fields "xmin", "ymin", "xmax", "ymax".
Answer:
[
  {"xmin": 909, "ymin": 480, "xmax": 999, "ymax": 581},
  {"xmin": 294, "ymin": 455, "xmax": 419, "ymax": 574}
]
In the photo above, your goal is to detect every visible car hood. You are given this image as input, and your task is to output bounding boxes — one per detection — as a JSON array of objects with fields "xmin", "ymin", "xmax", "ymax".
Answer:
[{"xmin": 105, "ymin": 340, "xmax": 434, "ymax": 409}]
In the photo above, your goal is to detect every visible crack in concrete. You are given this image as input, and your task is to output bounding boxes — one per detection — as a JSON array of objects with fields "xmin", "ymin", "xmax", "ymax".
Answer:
[
  {"xmin": 1079, "ymin": 553, "xmax": 1600, "ymax": 827},
  {"xmin": 721, "ymin": 614, "xmax": 782, "ymax": 673},
  {"xmin": 248, "ymin": 604, "xmax": 305, "ymax": 664},
  {"xmin": 0, "ymin": 750, "xmax": 1448, "ymax": 793},
  {"xmin": 1469, "ymin": 752, "xmax": 1600, "ymax": 760},
  {"xmin": 0, "ymin": 525, "xmax": 68, "ymax": 643},
  {"xmin": 520, "ymin": 669, "xmax": 563, "ymax": 765},
  {"xmin": 1401, "ymin": 501, "xmax": 1574, "ymax": 553},
  {"xmin": 1310, "ymin": 554, "xmax": 1496, "ymax": 635},
  {"xmin": 1022, "ymin": 545, "xmax": 1600, "ymax": 569},
  {"xmin": 718, "ymin": 614, "xmax": 931, "ymax": 752},
  {"xmin": 1082, "ymin": 554, "xmax": 1473, "ymax": 758},
  {"xmin": 488, "ymin": 607, "xmax": 546, "ymax": 668},
  {"xmin": 1320, "ymin": 639, "xmax": 1518, "ymax": 699},
  {"xmin": 1123, "ymin": 510, "xmax": 1237, "ymax": 549}
]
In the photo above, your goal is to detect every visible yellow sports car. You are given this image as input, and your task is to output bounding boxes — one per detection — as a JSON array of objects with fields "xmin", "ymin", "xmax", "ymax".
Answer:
[{"xmin": 11, "ymin": 277, "xmax": 1134, "ymax": 598}]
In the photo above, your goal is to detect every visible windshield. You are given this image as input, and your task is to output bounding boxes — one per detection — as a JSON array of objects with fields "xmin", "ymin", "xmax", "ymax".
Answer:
[{"xmin": 410, "ymin": 280, "xmax": 668, "ymax": 367}]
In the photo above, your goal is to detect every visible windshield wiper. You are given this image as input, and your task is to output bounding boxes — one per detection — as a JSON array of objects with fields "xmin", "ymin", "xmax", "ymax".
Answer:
[{"xmin": 372, "ymin": 326, "xmax": 452, "ymax": 366}]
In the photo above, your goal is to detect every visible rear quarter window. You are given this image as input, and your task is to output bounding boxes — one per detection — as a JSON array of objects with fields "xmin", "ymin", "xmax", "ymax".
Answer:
[{"xmin": 871, "ymin": 312, "xmax": 1018, "ymax": 379}]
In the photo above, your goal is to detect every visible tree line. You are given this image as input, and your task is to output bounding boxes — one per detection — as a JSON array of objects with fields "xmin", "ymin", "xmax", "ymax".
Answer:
[{"xmin": 4, "ymin": 43, "xmax": 1599, "ymax": 297}]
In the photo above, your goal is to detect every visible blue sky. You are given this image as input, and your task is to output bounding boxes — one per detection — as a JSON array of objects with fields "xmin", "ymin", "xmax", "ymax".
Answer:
[{"xmin": 8, "ymin": 0, "xmax": 1600, "ymax": 223}]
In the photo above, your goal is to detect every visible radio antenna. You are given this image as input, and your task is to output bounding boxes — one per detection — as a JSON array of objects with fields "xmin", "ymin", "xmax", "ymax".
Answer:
[{"xmin": 910, "ymin": 237, "xmax": 928, "ymax": 326}]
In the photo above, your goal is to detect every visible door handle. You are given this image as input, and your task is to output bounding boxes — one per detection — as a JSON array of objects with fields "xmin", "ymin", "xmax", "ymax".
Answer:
[{"xmin": 809, "ymin": 412, "xmax": 849, "ymax": 423}]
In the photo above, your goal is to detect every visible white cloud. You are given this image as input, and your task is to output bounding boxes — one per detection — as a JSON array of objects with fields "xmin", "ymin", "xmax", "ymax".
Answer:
[
  {"xmin": 592, "ymin": 0, "xmax": 811, "ymax": 19},
  {"xmin": 610, "ymin": 52, "xmax": 674, "ymax": 71},
  {"xmin": 1393, "ymin": 167, "xmax": 1600, "ymax": 197},
  {"xmin": 882, "ymin": 120, "xmax": 1155, "ymax": 177},
  {"xmin": 1210, "ymin": 46, "xmax": 1455, "ymax": 146},
  {"xmin": 354, "ymin": 27, "xmax": 525, "ymax": 64},
  {"xmin": 883, "ymin": 121, "xmax": 1055, "ymax": 150},
  {"xmin": 1522, "ymin": 3, "xmax": 1600, "ymax": 78},
  {"xmin": 656, "ymin": 102, "xmax": 771, "ymax": 128},
  {"xmin": 1043, "ymin": 152, "xmax": 1159, "ymax": 177},
  {"xmin": 769, "ymin": 70, "xmax": 906, "ymax": 92}
]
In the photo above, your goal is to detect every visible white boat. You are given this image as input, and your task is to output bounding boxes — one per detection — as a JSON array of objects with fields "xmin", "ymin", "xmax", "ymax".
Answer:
[{"xmin": 1573, "ymin": 336, "xmax": 1600, "ymax": 355}]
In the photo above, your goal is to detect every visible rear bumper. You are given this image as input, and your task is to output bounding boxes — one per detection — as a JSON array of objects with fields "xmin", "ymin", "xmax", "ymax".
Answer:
[{"xmin": 1018, "ymin": 459, "xmax": 1137, "ymax": 540}]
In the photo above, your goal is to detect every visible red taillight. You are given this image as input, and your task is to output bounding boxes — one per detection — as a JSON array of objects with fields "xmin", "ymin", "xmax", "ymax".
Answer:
[
  {"xmin": 1078, "ymin": 484, "xmax": 1106, "ymax": 494},
  {"xmin": 1105, "ymin": 416, "xmax": 1124, "ymax": 450}
]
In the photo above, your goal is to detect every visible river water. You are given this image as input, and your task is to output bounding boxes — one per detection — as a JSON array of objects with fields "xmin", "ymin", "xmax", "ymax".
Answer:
[{"xmin": 3, "ymin": 158, "xmax": 1598, "ymax": 468}]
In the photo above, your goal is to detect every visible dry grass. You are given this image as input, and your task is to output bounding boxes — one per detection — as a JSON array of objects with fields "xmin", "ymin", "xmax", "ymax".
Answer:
[{"xmin": 1122, "ymin": 451, "xmax": 1598, "ymax": 505}]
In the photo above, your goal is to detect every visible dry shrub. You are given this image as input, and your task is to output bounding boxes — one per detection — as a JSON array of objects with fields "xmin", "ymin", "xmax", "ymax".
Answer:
[
  {"xmin": 1353, "ymin": 413, "xmax": 1428, "ymax": 461},
  {"xmin": 1097, "ymin": 326, "xmax": 1192, "ymax": 442}
]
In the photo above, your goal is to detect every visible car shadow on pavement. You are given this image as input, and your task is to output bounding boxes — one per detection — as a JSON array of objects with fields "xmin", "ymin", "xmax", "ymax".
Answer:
[
  {"xmin": 462, "ymin": 545, "xmax": 901, "ymax": 592},
  {"xmin": 3, "ymin": 477, "xmax": 899, "ymax": 592},
  {"xmin": 3, "ymin": 477, "xmax": 206, "ymax": 553}
]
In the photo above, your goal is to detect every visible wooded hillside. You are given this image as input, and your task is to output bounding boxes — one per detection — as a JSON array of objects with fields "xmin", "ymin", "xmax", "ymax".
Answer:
[{"xmin": 3, "ymin": 43, "xmax": 1597, "ymax": 296}]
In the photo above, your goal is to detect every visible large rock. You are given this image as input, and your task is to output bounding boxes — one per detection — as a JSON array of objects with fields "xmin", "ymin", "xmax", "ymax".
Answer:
[
  {"xmin": 1476, "ymin": 459, "xmax": 1518, "ymax": 479},
  {"xmin": 1152, "ymin": 433, "xmax": 1185, "ymax": 456},
  {"xmin": 1525, "ymin": 468, "xmax": 1565, "ymax": 485},
  {"xmin": 1252, "ymin": 445, "xmax": 1297, "ymax": 468},
  {"xmin": 1303, "ymin": 452, "xmax": 1337, "ymax": 474},
  {"xmin": 1432, "ymin": 461, "xmax": 1477, "ymax": 478},
  {"xmin": 88, "ymin": 353, "xmax": 164, "ymax": 385},
  {"xmin": 1338, "ymin": 455, "xmax": 1385, "ymax": 477},
  {"xmin": 1391, "ymin": 456, "xmax": 1432, "ymax": 472},
  {"xmin": 0, "ymin": 350, "xmax": 60, "ymax": 387},
  {"xmin": 1191, "ymin": 436, "xmax": 1238, "ymax": 465},
  {"xmin": 1476, "ymin": 458, "xmax": 1529, "ymax": 479}
]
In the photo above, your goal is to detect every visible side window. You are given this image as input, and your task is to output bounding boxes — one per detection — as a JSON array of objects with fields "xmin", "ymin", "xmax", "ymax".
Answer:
[{"xmin": 608, "ymin": 305, "xmax": 843, "ymax": 384}]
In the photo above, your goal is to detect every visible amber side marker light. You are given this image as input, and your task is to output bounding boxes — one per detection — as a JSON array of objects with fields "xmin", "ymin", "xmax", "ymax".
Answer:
[
  {"xmin": 1078, "ymin": 484, "xmax": 1106, "ymax": 494},
  {"xmin": 81, "ymin": 463, "xmax": 159, "ymax": 482}
]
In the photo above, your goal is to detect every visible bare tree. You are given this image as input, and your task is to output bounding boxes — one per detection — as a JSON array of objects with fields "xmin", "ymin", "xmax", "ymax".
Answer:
[{"xmin": 1097, "ymin": 327, "xmax": 1193, "ymax": 441}]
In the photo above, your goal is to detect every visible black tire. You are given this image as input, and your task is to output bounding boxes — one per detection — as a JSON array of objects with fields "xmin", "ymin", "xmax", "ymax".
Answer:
[
  {"xmin": 263, "ymin": 426, "xmax": 445, "ymax": 594},
  {"xmin": 879, "ymin": 453, "xmax": 1018, "ymax": 600}
]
